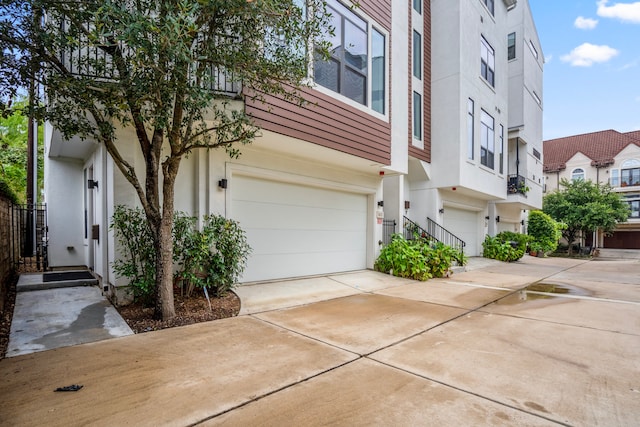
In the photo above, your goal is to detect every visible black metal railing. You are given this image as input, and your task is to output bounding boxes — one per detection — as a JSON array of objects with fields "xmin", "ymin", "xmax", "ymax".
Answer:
[
  {"xmin": 425, "ymin": 217, "xmax": 466, "ymax": 255},
  {"xmin": 507, "ymin": 174, "xmax": 527, "ymax": 196},
  {"xmin": 403, "ymin": 216, "xmax": 436, "ymax": 242},
  {"xmin": 382, "ymin": 219, "xmax": 397, "ymax": 245},
  {"xmin": 12, "ymin": 204, "xmax": 48, "ymax": 271}
]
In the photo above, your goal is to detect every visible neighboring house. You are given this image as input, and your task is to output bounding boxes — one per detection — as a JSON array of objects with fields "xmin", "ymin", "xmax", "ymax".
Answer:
[
  {"xmin": 44, "ymin": 1, "xmax": 424, "ymax": 303},
  {"xmin": 383, "ymin": 0, "xmax": 544, "ymax": 256},
  {"xmin": 543, "ymin": 129, "xmax": 640, "ymax": 249}
]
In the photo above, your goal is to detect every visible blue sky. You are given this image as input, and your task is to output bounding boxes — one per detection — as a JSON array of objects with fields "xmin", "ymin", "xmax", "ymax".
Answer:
[{"xmin": 528, "ymin": 0, "xmax": 640, "ymax": 140}]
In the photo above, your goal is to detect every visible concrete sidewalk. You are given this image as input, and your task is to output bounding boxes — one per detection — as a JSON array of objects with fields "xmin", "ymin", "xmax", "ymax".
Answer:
[{"xmin": 1, "ymin": 255, "xmax": 639, "ymax": 426}]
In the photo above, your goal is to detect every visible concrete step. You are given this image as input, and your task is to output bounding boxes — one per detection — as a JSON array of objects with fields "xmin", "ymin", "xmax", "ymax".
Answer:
[{"xmin": 17, "ymin": 270, "xmax": 98, "ymax": 292}]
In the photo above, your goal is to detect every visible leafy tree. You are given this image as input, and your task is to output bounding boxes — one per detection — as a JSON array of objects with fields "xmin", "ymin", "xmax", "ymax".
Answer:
[
  {"xmin": 0, "ymin": 0, "xmax": 332, "ymax": 319},
  {"xmin": 543, "ymin": 179, "xmax": 629, "ymax": 254},
  {"xmin": 526, "ymin": 210, "xmax": 563, "ymax": 254},
  {"xmin": 0, "ymin": 98, "xmax": 43, "ymax": 204}
]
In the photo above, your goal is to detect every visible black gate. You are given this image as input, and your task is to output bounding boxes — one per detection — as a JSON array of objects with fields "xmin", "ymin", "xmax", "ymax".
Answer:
[{"xmin": 12, "ymin": 204, "xmax": 48, "ymax": 271}]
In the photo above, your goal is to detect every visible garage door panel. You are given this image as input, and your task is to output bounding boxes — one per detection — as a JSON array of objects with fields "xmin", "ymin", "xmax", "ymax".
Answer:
[
  {"xmin": 235, "ymin": 200, "xmax": 366, "ymax": 230},
  {"xmin": 247, "ymin": 229, "xmax": 367, "ymax": 255},
  {"xmin": 233, "ymin": 175, "xmax": 368, "ymax": 282}
]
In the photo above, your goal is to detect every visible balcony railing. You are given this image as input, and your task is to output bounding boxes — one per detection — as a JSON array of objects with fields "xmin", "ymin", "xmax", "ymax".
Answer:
[{"xmin": 507, "ymin": 174, "xmax": 527, "ymax": 196}]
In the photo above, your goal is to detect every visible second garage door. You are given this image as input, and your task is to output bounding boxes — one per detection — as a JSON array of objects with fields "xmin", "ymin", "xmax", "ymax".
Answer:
[
  {"xmin": 443, "ymin": 208, "xmax": 480, "ymax": 256},
  {"xmin": 232, "ymin": 175, "xmax": 368, "ymax": 282}
]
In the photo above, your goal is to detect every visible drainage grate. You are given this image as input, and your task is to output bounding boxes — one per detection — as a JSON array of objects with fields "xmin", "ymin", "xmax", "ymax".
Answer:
[{"xmin": 43, "ymin": 271, "xmax": 95, "ymax": 282}]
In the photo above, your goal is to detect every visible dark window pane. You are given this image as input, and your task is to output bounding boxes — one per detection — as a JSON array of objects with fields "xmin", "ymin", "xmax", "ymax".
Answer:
[
  {"xmin": 314, "ymin": 55, "xmax": 340, "ymax": 92},
  {"xmin": 344, "ymin": 68, "xmax": 366, "ymax": 104}
]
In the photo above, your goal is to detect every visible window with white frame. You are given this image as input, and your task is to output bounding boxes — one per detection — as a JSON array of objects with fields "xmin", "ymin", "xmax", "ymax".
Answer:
[
  {"xmin": 610, "ymin": 169, "xmax": 619, "ymax": 187},
  {"xmin": 467, "ymin": 98, "xmax": 475, "ymax": 160},
  {"xmin": 413, "ymin": 0, "xmax": 422, "ymax": 14},
  {"xmin": 480, "ymin": 110, "xmax": 494, "ymax": 169},
  {"xmin": 413, "ymin": 91, "xmax": 422, "ymax": 141},
  {"xmin": 507, "ymin": 32, "xmax": 516, "ymax": 60},
  {"xmin": 313, "ymin": 0, "xmax": 386, "ymax": 114},
  {"xmin": 482, "ymin": 0, "xmax": 494, "ymax": 15},
  {"xmin": 571, "ymin": 168, "xmax": 585, "ymax": 181},
  {"xmin": 498, "ymin": 124, "xmax": 504, "ymax": 174},
  {"xmin": 481, "ymin": 36, "xmax": 495, "ymax": 87},
  {"xmin": 413, "ymin": 30, "xmax": 422, "ymax": 80}
]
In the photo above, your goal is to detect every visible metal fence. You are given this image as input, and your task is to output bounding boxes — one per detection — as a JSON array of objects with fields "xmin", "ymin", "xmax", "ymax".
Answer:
[{"xmin": 11, "ymin": 204, "xmax": 48, "ymax": 272}]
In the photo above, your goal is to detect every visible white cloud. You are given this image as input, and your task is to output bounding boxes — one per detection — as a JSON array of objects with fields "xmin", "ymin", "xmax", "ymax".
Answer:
[
  {"xmin": 597, "ymin": 0, "xmax": 640, "ymax": 23},
  {"xmin": 574, "ymin": 16, "xmax": 599, "ymax": 29},
  {"xmin": 560, "ymin": 43, "xmax": 619, "ymax": 66}
]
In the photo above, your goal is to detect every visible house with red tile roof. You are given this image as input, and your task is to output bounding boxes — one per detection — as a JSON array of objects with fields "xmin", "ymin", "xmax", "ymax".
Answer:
[{"xmin": 543, "ymin": 130, "xmax": 640, "ymax": 249}]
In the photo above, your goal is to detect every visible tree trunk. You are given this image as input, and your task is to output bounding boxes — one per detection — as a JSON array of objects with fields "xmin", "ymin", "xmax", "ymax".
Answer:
[{"xmin": 154, "ymin": 215, "xmax": 176, "ymax": 320}]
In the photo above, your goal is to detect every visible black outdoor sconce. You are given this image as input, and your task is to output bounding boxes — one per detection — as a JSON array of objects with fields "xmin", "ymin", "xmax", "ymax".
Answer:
[
  {"xmin": 496, "ymin": 216, "xmax": 500, "ymax": 223},
  {"xmin": 404, "ymin": 201, "xmax": 410, "ymax": 210},
  {"xmin": 218, "ymin": 179, "xmax": 228, "ymax": 189},
  {"xmin": 439, "ymin": 208, "xmax": 444, "ymax": 214},
  {"xmin": 377, "ymin": 201, "xmax": 384, "ymax": 207},
  {"xmin": 87, "ymin": 179, "xmax": 98, "ymax": 189}
]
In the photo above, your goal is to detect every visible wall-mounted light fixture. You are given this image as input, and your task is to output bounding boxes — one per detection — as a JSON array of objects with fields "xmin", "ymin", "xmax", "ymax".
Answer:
[
  {"xmin": 218, "ymin": 179, "xmax": 228, "ymax": 189},
  {"xmin": 439, "ymin": 208, "xmax": 445, "ymax": 214},
  {"xmin": 496, "ymin": 216, "xmax": 501, "ymax": 223},
  {"xmin": 521, "ymin": 220, "xmax": 525, "ymax": 225},
  {"xmin": 377, "ymin": 201, "xmax": 384, "ymax": 207},
  {"xmin": 404, "ymin": 201, "xmax": 410, "ymax": 210},
  {"xmin": 485, "ymin": 216, "xmax": 490, "ymax": 220},
  {"xmin": 87, "ymin": 179, "xmax": 98, "ymax": 189}
]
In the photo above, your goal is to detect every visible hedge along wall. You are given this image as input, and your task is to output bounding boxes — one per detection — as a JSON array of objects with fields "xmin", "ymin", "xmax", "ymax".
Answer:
[{"xmin": 0, "ymin": 196, "xmax": 15, "ymax": 312}]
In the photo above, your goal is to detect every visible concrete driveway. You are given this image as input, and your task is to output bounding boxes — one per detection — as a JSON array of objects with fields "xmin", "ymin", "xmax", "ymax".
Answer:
[{"xmin": 1, "ymin": 256, "xmax": 639, "ymax": 426}]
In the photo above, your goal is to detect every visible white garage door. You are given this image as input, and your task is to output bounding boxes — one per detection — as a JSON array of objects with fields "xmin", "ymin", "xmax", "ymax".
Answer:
[
  {"xmin": 232, "ymin": 175, "xmax": 368, "ymax": 282},
  {"xmin": 443, "ymin": 208, "xmax": 480, "ymax": 256}
]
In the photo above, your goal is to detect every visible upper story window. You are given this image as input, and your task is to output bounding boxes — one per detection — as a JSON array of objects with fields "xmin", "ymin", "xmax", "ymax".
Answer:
[
  {"xmin": 621, "ymin": 159, "xmax": 640, "ymax": 186},
  {"xmin": 413, "ymin": 91, "xmax": 422, "ymax": 141},
  {"xmin": 571, "ymin": 168, "xmax": 585, "ymax": 181},
  {"xmin": 627, "ymin": 198, "xmax": 640, "ymax": 218},
  {"xmin": 507, "ymin": 32, "xmax": 516, "ymax": 60},
  {"xmin": 313, "ymin": 0, "xmax": 386, "ymax": 114},
  {"xmin": 413, "ymin": 30, "xmax": 422, "ymax": 80},
  {"xmin": 480, "ymin": 110, "xmax": 495, "ymax": 169},
  {"xmin": 482, "ymin": 0, "xmax": 495, "ymax": 15},
  {"xmin": 610, "ymin": 169, "xmax": 620, "ymax": 187},
  {"xmin": 498, "ymin": 124, "xmax": 504, "ymax": 174},
  {"xmin": 413, "ymin": 0, "xmax": 422, "ymax": 14},
  {"xmin": 480, "ymin": 36, "xmax": 495, "ymax": 87},
  {"xmin": 529, "ymin": 40, "xmax": 538, "ymax": 59},
  {"xmin": 468, "ymin": 98, "xmax": 475, "ymax": 160}
]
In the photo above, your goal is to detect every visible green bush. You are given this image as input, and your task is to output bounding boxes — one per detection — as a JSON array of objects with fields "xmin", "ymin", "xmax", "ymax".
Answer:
[
  {"xmin": 482, "ymin": 231, "xmax": 531, "ymax": 262},
  {"xmin": 111, "ymin": 206, "xmax": 252, "ymax": 303},
  {"xmin": 375, "ymin": 234, "xmax": 458, "ymax": 280},
  {"xmin": 0, "ymin": 178, "xmax": 20, "ymax": 204},
  {"xmin": 177, "ymin": 214, "xmax": 252, "ymax": 296},
  {"xmin": 111, "ymin": 206, "xmax": 156, "ymax": 305},
  {"xmin": 527, "ymin": 210, "xmax": 563, "ymax": 254}
]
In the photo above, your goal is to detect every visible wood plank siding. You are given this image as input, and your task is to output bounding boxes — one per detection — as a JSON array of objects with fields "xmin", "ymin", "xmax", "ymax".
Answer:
[
  {"xmin": 245, "ymin": 0, "xmax": 392, "ymax": 166},
  {"xmin": 408, "ymin": 0, "xmax": 431, "ymax": 163}
]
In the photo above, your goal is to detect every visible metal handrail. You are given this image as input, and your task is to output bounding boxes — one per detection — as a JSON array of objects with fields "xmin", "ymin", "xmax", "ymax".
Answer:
[{"xmin": 425, "ymin": 217, "xmax": 466, "ymax": 254}]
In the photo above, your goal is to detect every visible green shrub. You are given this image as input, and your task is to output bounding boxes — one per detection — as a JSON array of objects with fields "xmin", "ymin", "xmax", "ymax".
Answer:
[
  {"xmin": 527, "ymin": 210, "xmax": 563, "ymax": 254},
  {"xmin": 178, "ymin": 214, "xmax": 252, "ymax": 296},
  {"xmin": 111, "ymin": 206, "xmax": 156, "ymax": 305},
  {"xmin": 375, "ymin": 235, "xmax": 459, "ymax": 280},
  {"xmin": 0, "ymin": 178, "xmax": 20, "ymax": 204},
  {"xmin": 111, "ymin": 206, "xmax": 252, "ymax": 303},
  {"xmin": 482, "ymin": 231, "xmax": 531, "ymax": 262}
]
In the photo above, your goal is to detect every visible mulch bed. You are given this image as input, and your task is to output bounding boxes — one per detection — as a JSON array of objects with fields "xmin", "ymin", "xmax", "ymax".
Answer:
[{"xmin": 116, "ymin": 291, "xmax": 241, "ymax": 333}]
